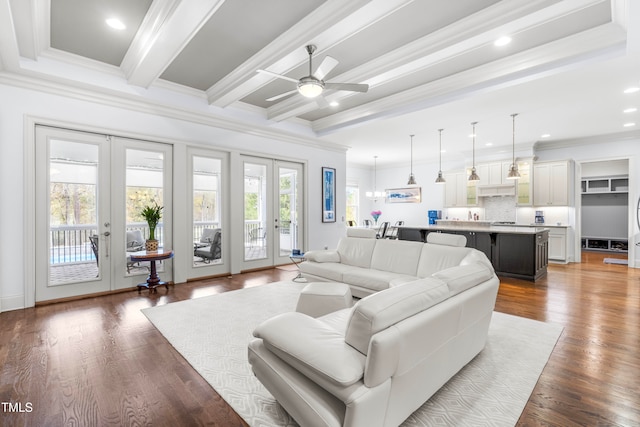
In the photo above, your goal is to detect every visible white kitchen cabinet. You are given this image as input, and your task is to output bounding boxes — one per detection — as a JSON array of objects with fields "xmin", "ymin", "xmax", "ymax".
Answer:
[
  {"xmin": 533, "ymin": 161, "xmax": 570, "ymax": 206},
  {"xmin": 548, "ymin": 227, "xmax": 567, "ymax": 262},
  {"xmin": 444, "ymin": 172, "xmax": 466, "ymax": 207}
]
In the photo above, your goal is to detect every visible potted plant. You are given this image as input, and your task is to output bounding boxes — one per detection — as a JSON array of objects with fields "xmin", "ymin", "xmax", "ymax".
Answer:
[{"xmin": 141, "ymin": 202, "xmax": 163, "ymax": 252}]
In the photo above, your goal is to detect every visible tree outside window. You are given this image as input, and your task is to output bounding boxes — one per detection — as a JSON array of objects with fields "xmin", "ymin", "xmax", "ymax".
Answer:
[{"xmin": 346, "ymin": 185, "xmax": 359, "ymax": 224}]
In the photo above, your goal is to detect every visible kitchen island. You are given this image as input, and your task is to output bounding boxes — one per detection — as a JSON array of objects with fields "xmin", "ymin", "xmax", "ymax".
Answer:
[{"xmin": 398, "ymin": 223, "xmax": 549, "ymax": 281}]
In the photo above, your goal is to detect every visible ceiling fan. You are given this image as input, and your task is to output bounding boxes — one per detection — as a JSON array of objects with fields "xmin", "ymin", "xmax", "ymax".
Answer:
[{"xmin": 257, "ymin": 45, "xmax": 369, "ymax": 103}]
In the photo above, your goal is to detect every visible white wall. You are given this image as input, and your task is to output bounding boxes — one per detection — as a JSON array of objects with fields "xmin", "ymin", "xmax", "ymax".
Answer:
[
  {"xmin": 0, "ymin": 83, "xmax": 347, "ymax": 311},
  {"xmin": 347, "ymin": 159, "xmax": 446, "ymax": 226}
]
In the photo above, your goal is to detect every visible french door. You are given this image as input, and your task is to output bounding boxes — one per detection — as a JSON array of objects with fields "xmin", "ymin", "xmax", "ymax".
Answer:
[
  {"xmin": 242, "ymin": 156, "xmax": 304, "ymax": 270},
  {"xmin": 35, "ymin": 126, "xmax": 172, "ymax": 302}
]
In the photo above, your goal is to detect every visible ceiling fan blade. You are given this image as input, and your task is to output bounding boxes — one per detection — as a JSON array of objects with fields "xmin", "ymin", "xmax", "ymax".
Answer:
[
  {"xmin": 325, "ymin": 82, "xmax": 369, "ymax": 93},
  {"xmin": 266, "ymin": 89, "xmax": 298, "ymax": 102},
  {"xmin": 313, "ymin": 56, "xmax": 339, "ymax": 80},
  {"xmin": 256, "ymin": 69, "xmax": 299, "ymax": 84}
]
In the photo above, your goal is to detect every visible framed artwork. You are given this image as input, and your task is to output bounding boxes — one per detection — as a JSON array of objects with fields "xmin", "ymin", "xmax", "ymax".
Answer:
[
  {"xmin": 322, "ymin": 167, "xmax": 336, "ymax": 222},
  {"xmin": 386, "ymin": 187, "xmax": 421, "ymax": 203}
]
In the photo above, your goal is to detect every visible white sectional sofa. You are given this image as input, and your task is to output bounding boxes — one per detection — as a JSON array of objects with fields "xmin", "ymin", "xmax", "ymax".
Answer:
[
  {"xmin": 299, "ymin": 228, "xmax": 494, "ymax": 298},
  {"xmin": 249, "ymin": 250, "xmax": 500, "ymax": 427}
]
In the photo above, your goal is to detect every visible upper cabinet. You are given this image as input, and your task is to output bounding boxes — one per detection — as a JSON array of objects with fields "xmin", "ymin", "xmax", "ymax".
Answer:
[
  {"xmin": 581, "ymin": 176, "xmax": 628, "ymax": 193},
  {"xmin": 444, "ymin": 171, "xmax": 473, "ymax": 207},
  {"xmin": 533, "ymin": 161, "xmax": 571, "ymax": 206},
  {"xmin": 516, "ymin": 160, "xmax": 532, "ymax": 205}
]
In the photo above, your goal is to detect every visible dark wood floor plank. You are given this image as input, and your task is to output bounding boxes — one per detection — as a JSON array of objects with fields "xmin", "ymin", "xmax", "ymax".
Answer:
[{"xmin": 1, "ymin": 257, "xmax": 639, "ymax": 426}]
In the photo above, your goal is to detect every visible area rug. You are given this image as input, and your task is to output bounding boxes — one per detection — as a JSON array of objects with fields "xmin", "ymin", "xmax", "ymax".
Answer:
[{"xmin": 142, "ymin": 282, "xmax": 563, "ymax": 427}]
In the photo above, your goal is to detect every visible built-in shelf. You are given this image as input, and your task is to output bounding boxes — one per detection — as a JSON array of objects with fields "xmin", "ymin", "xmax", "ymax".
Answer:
[
  {"xmin": 581, "ymin": 176, "xmax": 628, "ymax": 194},
  {"xmin": 581, "ymin": 237, "xmax": 628, "ymax": 252}
]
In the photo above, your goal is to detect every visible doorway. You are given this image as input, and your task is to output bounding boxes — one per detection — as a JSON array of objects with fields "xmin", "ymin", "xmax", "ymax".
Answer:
[
  {"xmin": 580, "ymin": 159, "xmax": 629, "ymax": 265},
  {"xmin": 241, "ymin": 156, "xmax": 304, "ymax": 270},
  {"xmin": 35, "ymin": 126, "xmax": 173, "ymax": 302}
]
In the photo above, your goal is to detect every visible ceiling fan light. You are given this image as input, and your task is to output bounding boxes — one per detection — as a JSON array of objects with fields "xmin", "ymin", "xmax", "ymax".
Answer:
[{"xmin": 298, "ymin": 81, "xmax": 323, "ymax": 98}]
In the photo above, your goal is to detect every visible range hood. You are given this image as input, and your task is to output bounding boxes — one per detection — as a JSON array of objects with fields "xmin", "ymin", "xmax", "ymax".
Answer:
[{"xmin": 476, "ymin": 184, "xmax": 515, "ymax": 197}]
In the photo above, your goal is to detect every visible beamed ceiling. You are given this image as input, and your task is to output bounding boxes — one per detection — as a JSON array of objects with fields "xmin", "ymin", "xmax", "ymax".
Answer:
[{"xmin": 1, "ymin": 0, "xmax": 640, "ymax": 167}]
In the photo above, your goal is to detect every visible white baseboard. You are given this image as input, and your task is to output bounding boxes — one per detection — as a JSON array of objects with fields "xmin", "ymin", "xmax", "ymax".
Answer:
[{"xmin": 1, "ymin": 294, "xmax": 25, "ymax": 312}]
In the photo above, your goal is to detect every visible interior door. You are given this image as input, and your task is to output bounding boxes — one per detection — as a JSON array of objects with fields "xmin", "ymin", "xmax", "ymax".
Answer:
[
  {"xmin": 241, "ymin": 156, "xmax": 304, "ymax": 270},
  {"xmin": 35, "ymin": 126, "xmax": 173, "ymax": 302}
]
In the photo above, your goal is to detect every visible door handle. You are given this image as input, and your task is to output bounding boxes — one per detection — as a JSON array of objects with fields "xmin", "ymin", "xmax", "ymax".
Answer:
[{"xmin": 101, "ymin": 231, "xmax": 111, "ymax": 257}]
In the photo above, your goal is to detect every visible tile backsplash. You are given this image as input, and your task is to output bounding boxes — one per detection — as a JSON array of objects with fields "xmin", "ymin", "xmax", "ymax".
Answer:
[{"xmin": 482, "ymin": 196, "xmax": 517, "ymax": 222}]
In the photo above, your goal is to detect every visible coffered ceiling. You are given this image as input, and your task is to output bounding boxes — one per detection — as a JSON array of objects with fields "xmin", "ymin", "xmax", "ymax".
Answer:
[{"xmin": 1, "ymin": 0, "xmax": 639, "ymax": 167}]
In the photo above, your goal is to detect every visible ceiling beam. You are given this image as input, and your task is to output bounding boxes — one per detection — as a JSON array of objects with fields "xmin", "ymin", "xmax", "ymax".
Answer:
[
  {"xmin": 267, "ymin": 0, "xmax": 610, "ymax": 122},
  {"xmin": 206, "ymin": 0, "xmax": 413, "ymax": 108},
  {"xmin": 312, "ymin": 23, "xmax": 627, "ymax": 135},
  {"xmin": 121, "ymin": 0, "xmax": 226, "ymax": 89}
]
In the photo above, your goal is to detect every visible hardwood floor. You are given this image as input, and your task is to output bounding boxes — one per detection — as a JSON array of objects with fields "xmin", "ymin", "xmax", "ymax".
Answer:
[{"xmin": 1, "ymin": 255, "xmax": 638, "ymax": 426}]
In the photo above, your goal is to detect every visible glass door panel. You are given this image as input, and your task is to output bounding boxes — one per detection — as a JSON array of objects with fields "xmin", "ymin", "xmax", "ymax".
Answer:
[
  {"xmin": 276, "ymin": 162, "xmax": 303, "ymax": 263},
  {"xmin": 193, "ymin": 156, "xmax": 222, "ymax": 266},
  {"xmin": 36, "ymin": 127, "xmax": 111, "ymax": 301},
  {"xmin": 125, "ymin": 148, "xmax": 165, "ymax": 276},
  {"xmin": 244, "ymin": 161, "xmax": 269, "ymax": 262}
]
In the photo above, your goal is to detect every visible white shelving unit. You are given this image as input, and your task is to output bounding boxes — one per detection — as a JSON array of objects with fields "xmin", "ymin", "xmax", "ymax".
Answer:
[{"xmin": 581, "ymin": 175, "xmax": 628, "ymax": 253}]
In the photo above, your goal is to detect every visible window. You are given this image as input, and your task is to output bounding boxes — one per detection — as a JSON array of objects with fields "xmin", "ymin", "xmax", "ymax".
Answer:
[{"xmin": 346, "ymin": 185, "xmax": 359, "ymax": 224}]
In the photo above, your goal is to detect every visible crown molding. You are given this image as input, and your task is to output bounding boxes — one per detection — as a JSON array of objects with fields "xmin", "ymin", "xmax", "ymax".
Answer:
[
  {"xmin": 534, "ymin": 129, "xmax": 640, "ymax": 151},
  {"xmin": 0, "ymin": 69, "xmax": 348, "ymax": 153}
]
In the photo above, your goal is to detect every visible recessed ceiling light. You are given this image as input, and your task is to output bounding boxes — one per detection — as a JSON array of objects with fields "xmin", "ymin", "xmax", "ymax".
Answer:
[
  {"xmin": 106, "ymin": 18, "xmax": 126, "ymax": 30},
  {"xmin": 541, "ymin": 134, "xmax": 551, "ymax": 138},
  {"xmin": 623, "ymin": 122, "xmax": 636, "ymax": 127},
  {"xmin": 624, "ymin": 87, "xmax": 640, "ymax": 94},
  {"xmin": 494, "ymin": 36, "xmax": 512, "ymax": 47},
  {"xmin": 330, "ymin": 101, "xmax": 339, "ymax": 107},
  {"xmin": 624, "ymin": 107, "xmax": 637, "ymax": 113},
  {"xmin": 485, "ymin": 142, "xmax": 493, "ymax": 146}
]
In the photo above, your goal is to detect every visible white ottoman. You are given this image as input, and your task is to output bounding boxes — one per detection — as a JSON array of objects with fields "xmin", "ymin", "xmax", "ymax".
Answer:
[{"xmin": 296, "ymin": 282, "xmax": 353, "ymax": 317}]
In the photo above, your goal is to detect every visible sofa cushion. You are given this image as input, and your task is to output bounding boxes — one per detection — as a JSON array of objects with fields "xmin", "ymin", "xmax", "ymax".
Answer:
[
  {"xmin": 369, "ymin": 239, "xmax": 423, "ymax": 275},
  {"xmin": 347, "ymin": 228, "xmax": 377, "ymax": 238},
  {"xmin": 416, "ymin": 244, "xmax": 472, "ymax": 278},
  {"xmin": 342, "ymin": 268, "xmax": 419, "ymax": 293},
  {"xmin": 299, "ymin": 262, "xmax": 354, "ymax": 283},
  {"xmin": 345, "ymin": 278, "xmax": 449, "ymax": 355},
  {"xmin": 304, "ymin": 250, "xmax": 340, "ymax": 263},
  {"xmin": 432, "ymin": 262, "xmax": 495, "ymax": 296},
  {"xmin": 336, "ymin": 237, "xmax": 377, "ymax": 268},
  {"xmin": 253, "ymin": 312, "xmax": 366, "ymax": 387}
]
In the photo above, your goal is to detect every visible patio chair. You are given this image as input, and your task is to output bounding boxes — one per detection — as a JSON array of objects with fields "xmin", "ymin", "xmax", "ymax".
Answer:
[
  {"xmin": 89, "ymin": 235, "xmax": 99, "ymax": 267},
  {"xmin": 194, "ymin": 229, "xmax": 222, "ymax": 263},
  {"xmin": 126, "ymin": 230, "xmax": 146, "ymax": 273},
  {"xmin": 249, "ymin": 227, "xmax": 266, "ymax": 248}
]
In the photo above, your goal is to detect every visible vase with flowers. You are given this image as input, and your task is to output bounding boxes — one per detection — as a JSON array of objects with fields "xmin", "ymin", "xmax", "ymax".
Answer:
[{"xmin": 371, "ymin": 210, "xmax": 382, "ymax": 225}]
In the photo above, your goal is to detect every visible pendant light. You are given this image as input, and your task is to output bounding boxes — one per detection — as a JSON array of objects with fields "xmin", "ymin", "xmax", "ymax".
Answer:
[
  {"xmin": 407, "ymin": 134, "xmax": 417, "ymax": 186},
  {"xmin": 468, "ymin": 122, "xmax": 480, "ymax": 181},
  {"xmin": 435, "ymin": 128, "xmax": 446, "ymax": 184},
  {"xmin": 366, "ymin": 156, "xmax": 385, "ymax": 201},
  {"xmin": 506, "ymin": 113, "xmax": 521, "ymax": 179}
]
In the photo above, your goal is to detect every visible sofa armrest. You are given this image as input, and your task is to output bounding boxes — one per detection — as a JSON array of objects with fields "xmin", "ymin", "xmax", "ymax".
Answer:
[
  {"xmin": 253, "ymin": 312, "xmax": 365, "ymax": 387},
  {"xmin": 304, "ymin": 249, "xmax": 340, "ymax": 263}
]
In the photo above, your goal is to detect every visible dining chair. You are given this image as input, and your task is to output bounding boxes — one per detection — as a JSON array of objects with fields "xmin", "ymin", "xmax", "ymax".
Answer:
[
  {"xmin": 346, "ymin": 220, "xmax": 356, "ymax": 227},
  {"xmin": 377, "ymin": 221, "xmax": 390, "ymax": 239},
  {"xmin": 362, "ymin": 219, "xmax": 372, "ymax": 227}
]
